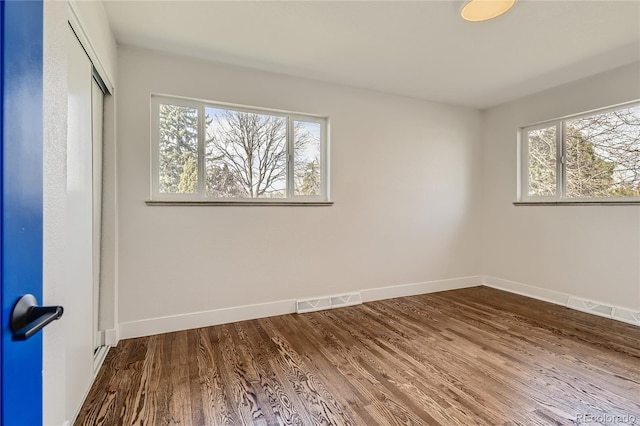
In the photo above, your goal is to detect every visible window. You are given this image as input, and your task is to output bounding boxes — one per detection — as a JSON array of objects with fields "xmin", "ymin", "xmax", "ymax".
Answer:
[
  {"xmin": 520, "ymin": 101, "xmax": 640, "ymax": 203},
  {"xmin": 150, "ymin": 95, "xmax": 329, "ymax": 203}
]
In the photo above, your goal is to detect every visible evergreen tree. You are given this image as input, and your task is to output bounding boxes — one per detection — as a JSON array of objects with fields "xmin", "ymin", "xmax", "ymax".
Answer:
[
  {"xmin": 159, "ymin": 105, "xmax": 199, "ymax": 193},
  {"xmin": 177, "ymin": 154, "xmax": 198, "ymax": 193},
  {"xmin": 296, "ymin": 159, "xmax": 321, "ymax": 196},
  {"xmin": 528, "ymin": 127, "xmax": 557, "ymax": 196},
  {"xmin": 565, "ymin": 127, "xmax": 615, "ymax": 197},
  {"xmin": 206, "ymin": 163, "xmax": 244, "ymax": 197}
]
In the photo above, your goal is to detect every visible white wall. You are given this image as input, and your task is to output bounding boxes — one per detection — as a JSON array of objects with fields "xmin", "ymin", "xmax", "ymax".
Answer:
[
  {"xmin": 116, "ymin": 46, "xmax": 483, "ymax": 331},
  {"xmin": 43, "ymin": 1, "xmax": 117, "ymax": 424},
  {"xmin": 481, "ymin": 62, "xmax": 640, "ymax": 311}
]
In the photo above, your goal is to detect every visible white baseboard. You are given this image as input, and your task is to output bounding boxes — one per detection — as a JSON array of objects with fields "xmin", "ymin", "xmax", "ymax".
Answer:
[
  {"xmin": 483, "ymin": 276, "xmax": 570, "ymax": 306},
  {"xmin": 104, "ymin": 328, "xmax": 119, "ymax": 346},
  {"xmin": 93, "ymin": 345, "xmax": 109, "ymax": 376},
  {"xmin": 118, "ymin": 276, "xmax": 483, "ymax": 340},
  {"xmin": 115, "ymin": 275, "xmax": 638, "ymax": 341},
  {"xmin": 119, "ymin": 299, "xmax": 297, "ymax": 340},
  {"xmin": 361, "ymin": 276, "xmax": 482, "ymax": 303},
  {"xmin": 483, "ymin": 276, "xmax": 640, "ymax": 327}
]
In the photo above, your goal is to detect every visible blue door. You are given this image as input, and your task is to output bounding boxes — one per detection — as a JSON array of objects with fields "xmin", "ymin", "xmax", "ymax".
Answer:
[{"xmin": 1, "ymin": 0, "xmax": 44, "ymax": 425}]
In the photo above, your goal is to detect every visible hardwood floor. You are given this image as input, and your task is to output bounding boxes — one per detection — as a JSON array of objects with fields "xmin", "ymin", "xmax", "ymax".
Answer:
[{"xmin": 75, "ymin": 287, "xmax": 640, "ymax": 425}]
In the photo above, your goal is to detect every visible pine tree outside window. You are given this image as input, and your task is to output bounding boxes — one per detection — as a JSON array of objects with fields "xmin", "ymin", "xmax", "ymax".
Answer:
[
  {"xmin": 150, "ymin": 95, "xmax": 330, "ymax": 204},
  {"xmin": 519, "ymin": 101, "xmax": 640, "ymax": 203}
]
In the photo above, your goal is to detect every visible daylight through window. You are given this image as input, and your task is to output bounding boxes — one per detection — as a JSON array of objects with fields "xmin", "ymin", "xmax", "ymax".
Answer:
[
  {"xmin": 151, "ymin": 96, "xmax": 328, "ymax": 202},
  {"xmin": 521, "ymin": 102, "xmax": 640, "ymax": 202}
]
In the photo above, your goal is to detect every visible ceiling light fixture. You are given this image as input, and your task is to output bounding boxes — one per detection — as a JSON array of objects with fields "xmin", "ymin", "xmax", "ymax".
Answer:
[{"xmin": 460, "ymin": 0, "xmax": 515, "ymax": 22}]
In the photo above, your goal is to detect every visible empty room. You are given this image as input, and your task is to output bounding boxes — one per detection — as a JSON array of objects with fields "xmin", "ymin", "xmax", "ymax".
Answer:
[{"xmin": 1, "ymin": 0, "xmax": 639, "ymax": 425}]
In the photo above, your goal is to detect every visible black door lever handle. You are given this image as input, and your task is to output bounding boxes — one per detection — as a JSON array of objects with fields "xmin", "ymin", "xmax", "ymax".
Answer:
[{"xmin": 10, "ymin": 294, "xmax": 64, "ymax": 341}]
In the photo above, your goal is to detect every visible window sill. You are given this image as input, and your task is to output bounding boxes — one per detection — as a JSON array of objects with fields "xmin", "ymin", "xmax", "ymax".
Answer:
[
  {"xmin": 146, "ymin": 200, "xmax": 334, "ymax": 207},
  {"xmin": 514, "ymin": 200, "xmax": 640, "ymax": 206}
]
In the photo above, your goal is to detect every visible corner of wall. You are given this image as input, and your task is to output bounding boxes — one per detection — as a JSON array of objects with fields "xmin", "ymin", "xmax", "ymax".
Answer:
[
  {"xmin": 104, "ymin": 328, "xmax": 119, "ymax": 346},
  {"xmin": 117, "ymin": 276, "xmax": 484, "ymax": 340},
  {"xmin": 483, "ymin": 275, "xmax": 640, "ymax": 327}
]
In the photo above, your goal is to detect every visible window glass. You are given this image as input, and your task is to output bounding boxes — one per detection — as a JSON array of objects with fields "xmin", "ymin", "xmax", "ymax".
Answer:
[
  {"xmin": 206, "ymin": 107, "xmax": 287, "ymax": 198},
  {"xmin": 527, "ymin": 126, "xmax": 556, "ymax": 197},
  {"xmin": 565, "ymin": 106, "xmax": 640, "ymax": 198},
  {"xmin": 158, "ymin": 104, "xmax": 198, "ymax": 194},
  {"xmin": 294, "ymin": 120, "xmax": 321, "ymax": 196},
  {"xmin": 152, "ymin": 96, "xmax": 328, "ymax": 202},
  {"xmin": 521, "ymin": 102, "xmax": 640, "ymax": 202}
]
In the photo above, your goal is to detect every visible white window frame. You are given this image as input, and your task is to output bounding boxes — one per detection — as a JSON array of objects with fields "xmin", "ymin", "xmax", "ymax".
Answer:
[
  {"xmin": 518, "ymin": 100, "xmax": 640, "ymax": 204},
  {"xmin": 149, "ymin": 94, "xmax": 331, "ymax": 205}
]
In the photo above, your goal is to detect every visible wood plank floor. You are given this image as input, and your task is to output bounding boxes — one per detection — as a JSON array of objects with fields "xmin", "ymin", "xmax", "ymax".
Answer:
[{"xmin": 75, "ymin": 287, "xmax": 640, "ymax": 425}]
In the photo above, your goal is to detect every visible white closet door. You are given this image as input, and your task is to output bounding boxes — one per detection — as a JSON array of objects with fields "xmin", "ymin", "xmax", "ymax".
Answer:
[
  {"xmin": 92, "ymin": 79, "xmax": 104, "ymax": 352},
  {"xmin": 66, "ymin": 26, "xmax": 94, "ymax": 413}
]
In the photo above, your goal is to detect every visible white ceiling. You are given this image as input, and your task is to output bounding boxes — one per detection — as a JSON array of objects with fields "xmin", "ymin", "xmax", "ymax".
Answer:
[{"xmin": 103, "ymin": 0, "xmax": 640, "ymax": 109}]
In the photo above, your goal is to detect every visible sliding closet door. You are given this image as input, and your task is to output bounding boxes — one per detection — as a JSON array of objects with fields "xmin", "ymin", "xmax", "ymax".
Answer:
[
  {"xmin": 92, "ymin": 79, "xmax": 103, "ymax": 353},
  {"xmin": 66, "ymin": 26, "xmax": 94, "ymax": 413}
]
